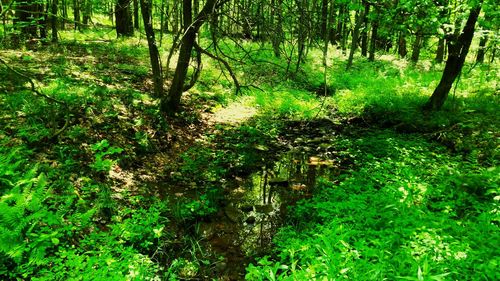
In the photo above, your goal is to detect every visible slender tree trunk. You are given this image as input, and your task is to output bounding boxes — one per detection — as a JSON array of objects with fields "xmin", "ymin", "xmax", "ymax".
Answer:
[
  {"xmin": 73, "ymin": 0, "xmax": 80, "ymax": 30},
  {"xmin": 369, "ymin": 19, "xmax": 378, "ymax": 61},
  {"xmin": 360, "ymin": 1, "xmax": 370, "ymax": 57},
  {"xmin": 162, "ymin": 0, "xmax": 219, "ymax": 114},
  {"xmin": 435, "ymin": 37, "xmax": 445, "ymax": 63},
  {"xmin": 61, "ymin": 0, "xmax": 67, "ymax": 29},
  {"xmin": 425, "ymin": 2, "xmax": 482, "ymax": 110},
  {"xmin": 271, "ymin": 0, "xmax": 283, "ymax": 57},
  {"xmin": 82, "ymin": 0, "xmax": 92, "ymax": 25},
  {"xmin": 347, "ymin": 7, "xmax": 363, "ymax": 70},
  {"xmin": 140, "ymin": 0, "xmax": 163, "ymax": 99},
  {"xmin": 320, "ymin": 0, "xmax": 328, "ymax": 37},
  {"xmin": 51, "ymin": 0, "xmax": 58, "ymax": 42},
  {"xmin": 411, "ymin": 31, "xmax": 423, "ymax": 63},
  {"xmin": 398, "ymin": 32, "xmax": 407, "ymax": 58},
  {"xmin": 38, "ymin": 2, "xmax": 47, "ymax": 39},
  {"xmin": 133, "ymin": 0, "xmax": 139, "ymax": 28},
  {"xmin": 476, "ymin": 35, "xmax": 488, "ymax": 63}
]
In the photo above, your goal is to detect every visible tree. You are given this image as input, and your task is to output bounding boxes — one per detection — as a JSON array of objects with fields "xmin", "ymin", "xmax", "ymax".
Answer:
[
  {"xmin": 115, "ymin": 0, "xmax": 133, "ymax": 36},
  {"xmin": 424, "ymin": 0, "xmax": 483, "ymax": 110},
  {"xmin": 162, "ymin": 0, "xmax": 222, "ymax": 114},
  {"xmin": 51, "ymin": 0, "xmax": 58, "ymax": 42},
  {"xmin": 140, "ymin": 0, "xmax": 163, "ymax": 98}
]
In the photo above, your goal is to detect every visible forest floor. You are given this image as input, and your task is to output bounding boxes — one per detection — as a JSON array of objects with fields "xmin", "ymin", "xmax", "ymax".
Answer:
[{"xmin": 1, "ymin": 29, "xmax": 499, "ymax": 280}]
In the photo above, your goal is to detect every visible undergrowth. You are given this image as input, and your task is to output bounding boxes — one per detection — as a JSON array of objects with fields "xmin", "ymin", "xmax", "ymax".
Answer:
[{"xmin": 246, "ymin": 131, "xmax": 499, "ymax": 280}]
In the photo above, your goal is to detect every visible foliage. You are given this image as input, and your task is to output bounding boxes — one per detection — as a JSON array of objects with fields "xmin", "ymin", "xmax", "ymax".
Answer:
[{"xmin": 245, "ymin": 131, "xmax": 499, "ymax": 280}]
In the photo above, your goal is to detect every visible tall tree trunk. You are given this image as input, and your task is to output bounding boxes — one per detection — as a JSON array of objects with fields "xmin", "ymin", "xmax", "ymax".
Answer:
[
  {"xmin": 425, "ymin": 2, "xmax": 483, "ymax": 110},
  {"xmin": 398, "ymin": 32, "xmax": 407, "ymax": 58},
  {"xmin": 73, "ymin": 0, "xmax": 80, "ymax": 30},
  {"xmin": 38, "ymin": 2, "xmax": 47, "ymax": 39},
  {"xmin": 295, "ymin": 0, "xmax": 306, "ymax": 72},
  {"xmin": 140, "ymin": 0, "xmax": 163, "ymax": 98},
  {"xmin": 360, "ymin": 1, "xmax": 370, "ymax": 57},
  {"xmin": 162, "ymin": 0, "xmax": 219, "ymax": 114},
  {"xmin": 51, "ymin": 0, "xmax": 58, "ymax": 42},
  {"xmin": 411, "ymin": 31, "xmax": 423, "ymax": 63},
  {"xmin": 116, "ymin": 0, "xmax": 134, "ymax": 36},
  {"xmin": 320, "ymin": 0, "xmax": 328, "ymax": 37},
  {"xmin": 346, "ymin": 7, "xmax": 363, "ymax": 70},
  {"xmin": 61, "ymin": 0, "xmax": 67, "ymax": 29},
  {"xmin": 476, "ymin": 35, "xmax": 488, "ymax": 63},
  {"xmin": 435, "ymin": 37, "xmax": 445, "ymax": 63},
  {"xmin": 133, "ymin": 0, "xmax": 139, "ymax": 29},
  {"xmin": 369, "ymin": 19, "xmax": 378, "ymax": 61},
  {"xmin": 271, "ymin": 0, "xmax": 283, "ymax": 57}
]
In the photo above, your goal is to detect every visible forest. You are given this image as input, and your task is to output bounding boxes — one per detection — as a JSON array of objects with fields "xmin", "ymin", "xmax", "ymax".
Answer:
[{"xmin": 0, "ymin": 0, "xmax": 498, "ymax": 280}]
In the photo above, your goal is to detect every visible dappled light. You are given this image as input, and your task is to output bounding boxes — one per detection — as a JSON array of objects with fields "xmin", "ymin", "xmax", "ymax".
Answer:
[{"xmin": 1, "ymin": 0, "xmax": 498, "ymax": 280}]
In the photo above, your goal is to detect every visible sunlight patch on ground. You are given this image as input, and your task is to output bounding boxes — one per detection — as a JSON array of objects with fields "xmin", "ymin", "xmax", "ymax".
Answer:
[{"xmin": 210, "ymin": 102, "xmax": 258, "ymax": 125}]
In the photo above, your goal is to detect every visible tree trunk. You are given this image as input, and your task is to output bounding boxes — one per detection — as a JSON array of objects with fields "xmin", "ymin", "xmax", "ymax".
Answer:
[
  {"xmin": 140, "ymin": 0, "xmax": 163, "ymax": 98},
  {"xmin": 360, "ymin": 1, "xmax": 370, "ymax": 57},
  {"xmin": 476, "ymin": 35, "xmax": 488, "ymax": 63},
  {"xmin": 320, "ymin": 0, "xmax": 328, "ymax": 37},
  {"xmin": 82, "ymin": 0, "xmax": 92, "ymax": 25},
  {"xmin": 271, "ymin": 0, "xmax": 283, "ymax": 57},
  {"xmin": 425, "ymin": 2, "xmax": 482, "ymax": 110},
  {"xmin": 133, "ymin": 0, "xmax": 139, "ymax": 29},
  {"xmin": 435, "ymin": 37, "xmax": 445, "ymax": 63},
  {"xmin": 51, "ymin": 0, "xmax": 58, "ymax": 42},
  {"xmin": 346, "ymin": 7, "xmax": 363, "ymax": 70},
  {"xmin": 162, "ymin": 0, "xmax": 219, "ymax": 114},
  {"xmin": 369, "ymin": 19, "xmax": 378, "ymax": 61},
  {"xmin": 116, "ymin": 0, "xmax": 134, "ymax": 36},
  {"xmin": 411, "ymin": 31, "xmax": 423, "ymax": 63},
  {"xmin": 398, "ymin": 32, "xmax": 407, "ymax": 58},
  {"xmin": 73, "ymin": 0, "xmax": 80, "ymax": 30},
  {"xmin": 61, "ymin": 0, "xmax": 67, "ymax": 29}
]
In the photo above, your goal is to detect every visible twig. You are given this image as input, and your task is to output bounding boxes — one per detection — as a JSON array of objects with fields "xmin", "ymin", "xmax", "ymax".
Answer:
[
  {"xmin": 193, "ymin": 41, "xmax": 241, "ymax": 94},
  {"xmin": 0, "ymin": 57, "xmax": 70, "ymax": 140}
]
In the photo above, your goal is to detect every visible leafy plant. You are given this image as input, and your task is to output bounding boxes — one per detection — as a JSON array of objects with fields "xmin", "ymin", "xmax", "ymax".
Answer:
[{"xmin": 89, "ymin": 140, "xmax": 123, "ymax": 172}]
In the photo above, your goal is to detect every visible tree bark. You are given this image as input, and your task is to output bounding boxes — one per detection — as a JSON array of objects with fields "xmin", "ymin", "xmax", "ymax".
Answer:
[
  {"xmin": 51, "ymin": 0, "xmax": 58, "ymax": 42},
  {"xmin": 360, "ymin": 1, "xmax": 370, "ymax": 57},
  {"xmin": 116, "ymin": 0, "xmax": 134, "ymax": 36},
  {"xmin": 73, "ymin": 0, "xmax": 80, "ymax": 30},
  {"xmin": 140, "ymin": 0, "xmax": 163, "ymax": 98},
  {"xmin": 133, "ymin": 0, "xmax": 139, "ymax": 29},
  {"xmin": 398, "ymin": 32, "xmax": 407, "ymax": 58},
  {"xmin": 369, "ymin": 19, "xmax": 378, "ymax": 61},
  {"xmin": 347, "ymin": 7, "xmax": 363, "ymax": 70},
  {"xmin": 435, "ymin": 37, "xmax": 445, "ymax": 63},
  {"xmin": 425, "ymin": 2, "xmax": 483, "ymax": 110},
  {"xmin": 411, "ymin": 31, "xmax": 423, "ymax": 63},
  {"xmin": 476, "ymin": 35, "xmax": 488, "ymax": 63},
  {"xmin": 271, "ymin": 0, "xmax": 283, "ymax": 57}
]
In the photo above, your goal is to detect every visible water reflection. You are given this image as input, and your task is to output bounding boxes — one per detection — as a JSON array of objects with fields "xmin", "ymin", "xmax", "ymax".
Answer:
[{"xmin": 209, "ymin": 149, "xmax": 341, "ymax": 259}]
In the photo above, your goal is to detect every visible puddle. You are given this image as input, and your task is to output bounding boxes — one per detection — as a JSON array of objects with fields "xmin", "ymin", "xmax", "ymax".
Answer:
[{"xmin": 200, "ymin": 148, "xmax": 342, "ymax": 279}]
